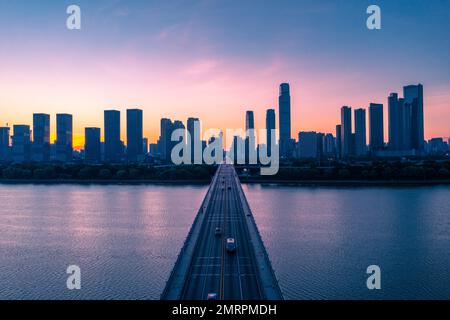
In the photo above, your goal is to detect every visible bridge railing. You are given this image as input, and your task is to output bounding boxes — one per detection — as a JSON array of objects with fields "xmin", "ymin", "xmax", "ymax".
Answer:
[
  {"xmin": 161, "ymin": 165, "xmax": 220, "ymax": 299},
  {"xmin": 233, "ymin": 170, "xmax": 284, "ymax": 300}
]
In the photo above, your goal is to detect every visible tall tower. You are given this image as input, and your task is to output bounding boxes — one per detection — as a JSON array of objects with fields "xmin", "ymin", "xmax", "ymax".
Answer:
[
  {"xmin": 85, "ymin": 127, "xmax": 101, "ymax": 163},
  {"xmin": 340, "ymin": 106, "xmax": 352, "ymax": 157},
  {"xmin": 278, "ymin": 83, "xmax": 291, "ymax": 158},
  {"xmin": 266, "ymin": 109, "xmax": 276, "ymax": 156},
  {"xmin": 104, "ymin": 110, "xmax": 121, "ymax": 162},
  {"xmin": 354, "ymin": 108, "xmax": 367, "ymax": 156},
  {"xmin": 245, "ymin": 111, "xmax": 255, "ymax": 164},
  {"xmin": 335, "ymin": 124, "xmax": 342, "ymax": 159},
  {"xmin": 126, "ymin": 109, "xmax": 143, "ymax": 162},
  {"xmin": 404, "ymin": 84, "xmax": 424, "ymax": 153},
  {"xmin": 56, "ymin": 113, "xmax": 73, "ymax": 162},
  {"xmin": 12, "ymin": 125, "xmax": 31, "ymax": 163},
  {"xmin": 187, "ymin": 117, "xmax": 200, "ymax": 164},
  {"xmin": 369, "ymin": 103, "xmax": 384, "ymax": 153},
  {"xmin": 32, "ymin": 113, "xmax": 50, "ymax": 162},
  {"xmin": 0, "ymin": 127, "xmax": 10, "ymax": 161}
]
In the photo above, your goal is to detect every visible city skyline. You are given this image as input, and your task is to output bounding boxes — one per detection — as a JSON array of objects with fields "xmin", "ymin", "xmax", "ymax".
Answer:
[
  {"xmin": 0, "ymin": 0, "xmax": 449, "ymax": 147},
  {"xmin": 1, "ymin": 81, "xmax": 448, "ymax": 151}
]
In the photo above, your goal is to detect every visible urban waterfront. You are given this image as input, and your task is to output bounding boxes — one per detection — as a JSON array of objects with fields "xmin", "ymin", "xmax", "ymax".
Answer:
[{"xmin": 0, "ymin": 184, "xmax": 449, "ymax": 300}]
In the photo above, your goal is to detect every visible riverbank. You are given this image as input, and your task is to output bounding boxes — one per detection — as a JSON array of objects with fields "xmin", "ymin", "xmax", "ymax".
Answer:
[
  {"xmin": 0, "ymin": 179, "xmax": 211, "ymax": 185},
  {"xmin": 240, "ymin": 179, "xmax": 450, "ymax": 186},
  {"xmin": 1, "ymin": 178, "xmax": 449, "ymax": 186}
]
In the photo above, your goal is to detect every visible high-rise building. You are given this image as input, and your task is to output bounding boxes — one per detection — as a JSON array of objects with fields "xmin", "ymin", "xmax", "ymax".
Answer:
[
  {"xmin": 126, "ymin": 109, "xmax": 143, "ymax": 162},
  {"xmin": 354, "ymin": 108, "xmax": 367, "ymax": 156},
  {"xmin": 172, "ymin": 120, "xmax": 186, "ymax": 162},
  {"xmin": 388, "ymin": 93, "xmax": 401, "ymax": 151},
  {"xmin": 187, "ymin": 117, "xmax": 200, "ymax": 164},
  {"xmin": 340, "ymin": 106, "xmax": 352, "ymax": 157},
  {"xmin": 266, "ymin": 109, "xmax": 276, "ymax": 156},
  {"xmin": 245, "ymin": 111, "xmax": 255, "ymax": 164},
  {"xmin": 369, "ymin": 103, "xmax": 384, "ymax": 152},
  {"xmin": 246, "ymin": 110, "xmax": 255, "ymax": 131},
  {"xmin": 32, "ymin": 113, "xmax": 50, "ymax": 162},
  {"xmin": 143, "ymin": 138, "xmax": 149, "ymax": 155},
  {"xmin": 323, "ymin": 133, "xmax": 335, "ymax": 157},
  {"xmin": 12, "ymin": 125, "xmax": 31, "ymax": 163},
  {"xmin": 0, "ymin": 127, "xmax": 10, "ymax": 161},
  {"xmin": 56, "ymin": 114, "xmax": 73, "ymax": 162},
  {"xmin": 298, "ymin": 131, "xmax": 318, "ymax": 158},
  {"xmin": 404, "ymin": 84, "xmax": 424, "ymax": 153},
  {"xmin": 388, "ymin": 92, "xmax": 413, "ymax": 152},
  {"xmin": 279, "ymin": 83, "xmax": 291, "ymax": 158},
  {"xmin": 85, "ymin": 127, "xmax": 101, "ymax": 163},
  {"xmin": 335, "ymin": 125, "xmax": 342, "ymax": 159},
  {"xmin": 159, "ymin": 118, "xmax": 173, "ymax": 161},
  {"xmin": 104, "ymin": 110, "xmax": 121, "ymax": 162}
]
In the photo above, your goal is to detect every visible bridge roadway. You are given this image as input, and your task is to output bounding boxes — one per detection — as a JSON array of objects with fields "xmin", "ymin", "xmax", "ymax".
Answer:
[{"xmin": 162, "ymin": 164, "xmax": 283, "ymax": 300}]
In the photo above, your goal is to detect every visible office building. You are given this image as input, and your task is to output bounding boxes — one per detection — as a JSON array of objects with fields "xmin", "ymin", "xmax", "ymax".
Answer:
[
  {"xmin": 85, "ymin": 127, "xmax": 101, "ymax": 162},
  {"xmin": 335, "ymin": 125, "xmax": 342, "ymax": 159},
  {"xmin": 298, "ymin": 131, "xmax": 318, "ymax": 158},
  {"xmin": 266, "ymin": 109, "xmax": 276, "ymax": 156},
  {"xmin": 12, "ymin": 125, "xmax": 31, "ymax": 162},
  {"xmin": 126, "ymin": 109, "xmax": 143, "ymax": 162},
  {"xmin": 245, "ymin": 110, "xmax": 255, "ymax": 164},
  {"xmin": 104, "ymin": 110, "xmax": 121, "ymax": 162},
  {"xmin": 340, "ymin": 106, "xmax": 352, "ymax": 157},
  {"xmin": 143, "ymin": 138, "xmax": 148, "ymax": 155},
  {"xmin": 0, "ymin": 127, "xmax": 10, "ymax": 161},
  {"xmin": 32, "ymin": 113, "xmax": 50, "ymax": 162},
  {"xmin": 279, "ymin": 83, "xmax": 291, "ymax": 158},
  {"xmin": 354, "ymin": 108, "xmax": 367, "ymax": 156},
  {"xmin": 56, "ymin": 114, "xmax": 73, "ymax": 162},
  {"xmin": 404, "ymin": 84, "xmax": 424, "ymax": 153},
  {"xmin": 323, "ymin": 133, "xmax": 335, "ymax": 157},
  {"xmin": 369, "ymin": 103, "xmax": 384, "ymax": 152},
  {"xmin": 187, "ymin": 117, "xmax": 200, "ymax": 163}
]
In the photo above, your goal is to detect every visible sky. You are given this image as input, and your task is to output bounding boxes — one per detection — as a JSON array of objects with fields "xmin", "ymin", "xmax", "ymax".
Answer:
[{"xmin": 0, "ymin": 0, "xmax": 449, "ymax": 148}]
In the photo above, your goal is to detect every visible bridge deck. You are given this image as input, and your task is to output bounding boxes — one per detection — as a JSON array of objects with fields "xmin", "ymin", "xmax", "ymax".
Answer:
[{"xmin": 162, "ymin": 164, "xmax": 283, "ymax": 300}]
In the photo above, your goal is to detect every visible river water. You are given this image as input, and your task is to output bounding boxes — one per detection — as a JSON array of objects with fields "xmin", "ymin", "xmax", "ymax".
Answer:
[{"xmin": 0, "ymin": 184, "xmax": 449, "ymax": 299}]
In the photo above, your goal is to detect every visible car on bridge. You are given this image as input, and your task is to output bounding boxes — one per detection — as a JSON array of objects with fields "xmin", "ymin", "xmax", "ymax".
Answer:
[
  {"xmin": 215, "ymin": 227, "xmax": 222, "ymax": 236},
  {"xmin": 226, "ymin": 237, "xmax": 236, "ymax": 253},
  {"xmin": 207, "ymin": 293, "xmax": 218, "ymax": 300}
]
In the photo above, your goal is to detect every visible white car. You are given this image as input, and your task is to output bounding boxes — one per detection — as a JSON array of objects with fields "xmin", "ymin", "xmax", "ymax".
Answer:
[{"xmin": 226, "ymin": 237, "xmax": 236, "ymax": 253}]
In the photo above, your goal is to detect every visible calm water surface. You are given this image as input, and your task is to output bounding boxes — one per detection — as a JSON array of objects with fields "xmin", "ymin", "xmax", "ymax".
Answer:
[{"xmin": 0, "ymin": 184, "xmax": 449, "ymax": 299}]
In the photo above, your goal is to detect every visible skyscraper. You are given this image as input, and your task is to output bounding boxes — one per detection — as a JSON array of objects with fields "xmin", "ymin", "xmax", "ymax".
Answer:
[
  {"xmin": 323, "ymin": 133, "xmax": 335, "ymax": 157},
  {"xmin": 335, "ymin": 125, "xmax": 342, "ymax": 159},
  {"xmin": 0, "ymin": 127, "xmax": 10, "ymax": 161},
  {"xmin": 160, "ymin": 118, "xmax": 173, "ymax": 161},
  {"xmin": 245, "ymin": 111, "xmax": 255, "ymax": 164},
  {"xmin": 279, "ymin": 83, "xmax": 291, "ymax": 158},
  {"xmin": 369, "ymin": 103, "xmax": 384, "ymax": 153},
  {"xmin": 266, "ymin": 109, "xmax": 276, "ymax": 157},
  {"xmin": 340, "ymin": 106, "xmax": 352, "ymax": 157},
  {"xmin": 104, "ymin": 110, "xmax": 121, "ymax": 162},
  {"xmin": 12, "ymin": 125, "xmax": 31, "ymax": 163},
  {"xmin": 126, "ymin": 109, "xmax": 143, "ymax": 162},
  {"xmin": 187, "ymin": 117, "xmax": 200, "ymax": 164},
  {"xmin": 404, "ymin": 84, "xmax": 424, "ymax": 153},
  {"xmin": 56, "ymin": 114, "xmax": 73, "ymax": 162},
  {"xmin": 85, "ymin": 127, "xmax": 101, "ymax": 163},
  {"xmin": 354, "ymin": 108, "xmax": 367, "ymax": 156},
  {"xmin": 388, "ymin": 93, "xmax": 401, "ymax": 151},
  {"xmin": 32, "ymin": 113, "xmax": 50, "ymax": 162},
  {"xmin": 172, "ymin": 120, "xmax": 186, "ymax": 161}
]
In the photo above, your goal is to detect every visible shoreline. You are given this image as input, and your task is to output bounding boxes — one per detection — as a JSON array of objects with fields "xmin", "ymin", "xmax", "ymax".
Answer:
[{"xmin": 0, "ymin": 178, "xmax": 449, "ymax": 186}]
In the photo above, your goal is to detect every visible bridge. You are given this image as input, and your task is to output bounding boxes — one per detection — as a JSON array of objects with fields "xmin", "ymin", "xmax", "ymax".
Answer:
[{"xmin": 162, "ymin": 164, "xmax": 283, "ymax": 300}]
